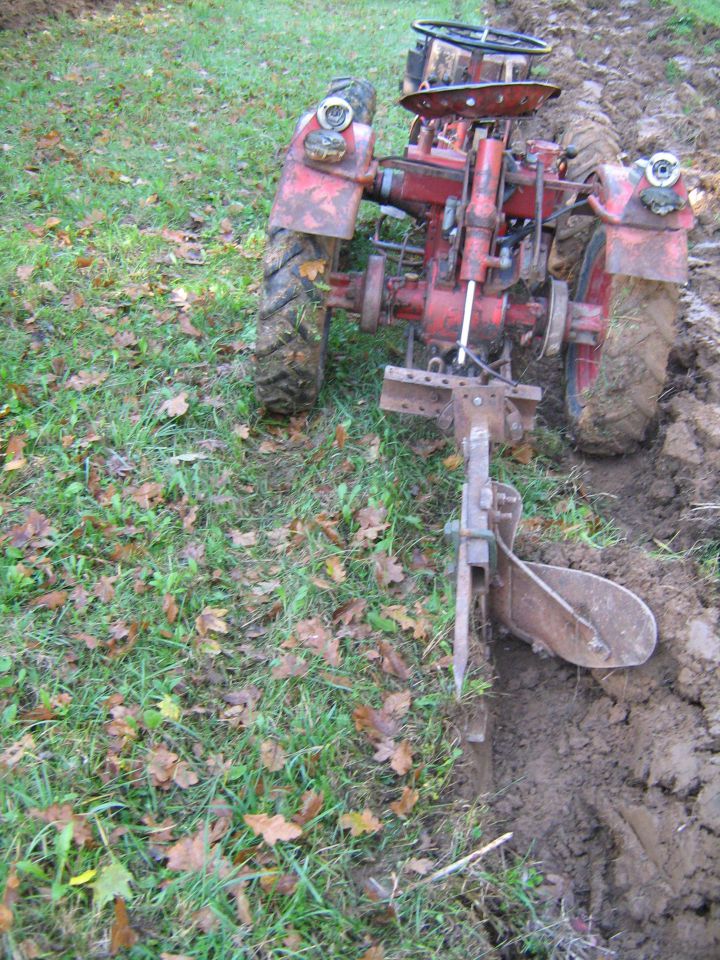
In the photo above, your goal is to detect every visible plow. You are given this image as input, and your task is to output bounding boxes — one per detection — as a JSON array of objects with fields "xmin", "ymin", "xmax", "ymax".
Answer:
[{"xmin": 255, "ymin": 20, "xmax": 692, "ymax": 706}]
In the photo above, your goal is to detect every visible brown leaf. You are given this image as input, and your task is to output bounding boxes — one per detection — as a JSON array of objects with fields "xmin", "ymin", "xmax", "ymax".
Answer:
[
  {"xmin": 332, "ymin": 597, "xmax": 367, "ymax": 626},
  {"xmin": 442, "ymin": 453, "xmax": 463, "ymax": 470},
  {"xmin": 373, "ymin": 552, "xmax": 405, "ymax": 588},
  {"xmin": 292, "ymin": 789, "xmax": 324, "ymax": 826},
  {"xmin": 383, "ymin": 689, "xmax": 411, "ymax": 718},
  {"xmin": 178, "ymin": 313, "xmax": 204, "ymax": 338},
  {"xmin": 29, "ymin": 804, "xmax": 94, "ymax": 847},
  {"xmin": 66, "ymin": 370, "xmax": 107, "ymax": 391},
  {"xmin": 172, "ymin": 761, "xmax": 199, "ymax": 789},
  {"xmin": 147, "ymin": 745, "xmax": 179, "ymax": 787},
  {"xmin": 159, "ymin": 393, "xmax": 189, "ymax": 418},
  {"xmin": 16, "ymin": 265, "xmax": 35, "ymax": 282},
  {"xmin": 195, "ymin": 607, "xmax": 228, "ymax": 636},
  {"xmin": 325, "ymin": 555, "xmax": 346, "ymax": 584},
  {"xmin": 353, "ymin": 505, "xmax": 388, "ymax": 547},
  {"xmin": 0, "ymin": 734, "xmax": 34, "ymax": 770},
  {"xmin": 93, "ymin": 575, "xmax": 117, "ymax": 603},
  {"xmin": 129, "ymin": 481, "xmax": 164, "ymax": 509},
  {"xmin": 163, "ymin": 593, "xmax": 179, "ymax": 624},
  {"xmin": 334, "ymin": 423, "xmax": 348, "ymax": 449},
  {"xmin": 260, "ymin": 739, "xmax": 286, "ymax": 772},
  {"xmin": 338, "ymin": 808, "xmax": 382, "ymax": 837},
  {"xmin": 29, "ymin": 590, "xmax": 68, "ymax": 610},
  {"xmin": 229, "ymin": 529, "xmax": 257, "ymax": 547},
  {"xmin": 271, "ymin": 654, "xmax": 308, "ymax": 679},
  {"xmin": 259, "ymin": 872, "xmax": 298, "ymax": 896},
  {"xmin": 361, "ymin": 948, "xmax": 385, "ymax": 960},
  {"xmin": 296, "ymin": 617, "xmax": 340, "ymax": 667},
  {"xmin": 165, "ymin": 831, "xmax": 212, "ymax": 872},
  {"xmin": 8, "ymin": 510, "xmax": 53, "ymax": 550},
  {"xmin": 0, "ymin": 904, "xmax": 11, "ymax": 934},
  {"xmin": 298, "ymin": 258, "xmax": 326, "ymax": 280},
  {"xmin": 390, "ymin": 786, "xmax": 419, "ymax": 818},
  {"xmin": 510, "ymin": 442, "xmax": 535, "ymax": 465},
  {"xmin": 243, "ymin": 813, "xmax": 302, "ymax": 846},
  {"xmin": 410, "ymin": 437, "xmax": 447, "ymax": 459},
  {"xmin": 390, "ymin": 741, "xmax": 413, "ymax": 776},
  {"xmin": 231, "ymin": 884, "xmax": 253, "ymax": 925},
  {"xmin": 377, "ymin": 640, "xmax": 411, "ymax": 680},
  {"xmin": 110, "ymin": 898, "xmax": 138, "ymax": 954}
]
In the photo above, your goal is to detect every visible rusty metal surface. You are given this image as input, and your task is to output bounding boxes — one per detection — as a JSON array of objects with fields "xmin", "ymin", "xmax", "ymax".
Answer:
[
  {"xmin": 605, "ymin": 224, "xmax": 688, "ymax": 284},
  {"xmin": 269, "ymin": 116, "xmax": 376, "ymax": 240},
  {"xmin": 399, "ymin": 81, "xmax": 560, "ymax": 119},
  {"xmin": 379, "ymin": 365, "xmax": 541, "ymax": 443},
  {"xmin": 490, "ymin": 481, "xmax": 656, "ymax": 667}
]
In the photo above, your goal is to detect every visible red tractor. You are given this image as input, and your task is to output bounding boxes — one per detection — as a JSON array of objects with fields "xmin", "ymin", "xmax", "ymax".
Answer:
[{"xmin": 255, "ymin": 21, "xmax": 693, "ymax": 707}]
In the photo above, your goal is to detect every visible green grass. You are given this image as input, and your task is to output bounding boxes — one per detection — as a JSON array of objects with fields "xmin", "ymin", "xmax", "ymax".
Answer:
[{"xmin": 0, "ymin": 1, "xmax": 619, "ymax": 956}]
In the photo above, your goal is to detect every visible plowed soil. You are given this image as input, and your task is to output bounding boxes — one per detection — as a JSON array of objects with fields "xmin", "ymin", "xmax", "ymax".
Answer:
[{"xmin": 469, "ymin": 2, "xmax": 720, "ymax": 957}]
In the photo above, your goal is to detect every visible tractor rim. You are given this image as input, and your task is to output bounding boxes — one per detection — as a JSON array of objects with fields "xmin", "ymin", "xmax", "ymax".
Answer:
[{"xmin": 575, "ymin": 243, "xmax": 611, "ymax": 394}]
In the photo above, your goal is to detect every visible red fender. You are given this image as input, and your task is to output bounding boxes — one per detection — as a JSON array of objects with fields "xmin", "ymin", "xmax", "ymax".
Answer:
[
  {"xmin": 590, "ymin": 162, "xmax": 694, "ymax": 284},
  {"xmin": 269, "ymin": 114, "xmax": 376, "ymax": 241}
]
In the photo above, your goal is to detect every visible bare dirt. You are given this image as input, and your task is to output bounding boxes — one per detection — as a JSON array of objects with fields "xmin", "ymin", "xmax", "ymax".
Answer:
[
  {"xmin": 462, "ymin": 2, "xmax": 720, "ymax": 957},
  {"xmin": 0, "ymin": 0, "xmax": 128, "ymax": 32}
]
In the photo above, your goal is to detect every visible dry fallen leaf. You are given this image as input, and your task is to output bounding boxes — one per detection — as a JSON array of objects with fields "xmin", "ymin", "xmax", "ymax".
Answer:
[
  {"xmin": 325, "ymin": 555, "xmax": 346, "ymax": 584},
  {"xmin": 339, "ymin": 808, "xmax": 382, "ymax": 837},
  {"xmin": 163, "ymin": 593, "xmax": 179, "ymax": 624},
  {"xmin": 229, "ymin": 529, "xmax": 257, "ymax": 547},
  {"xmin": 259, "ymin": 872, "xmax": 298, "ymax": 896},
  {"xmin": 374, "ymin": 552, "xmax": 405, "ymax": 588},
  {"xmin": 298, "ymin": 258, "xmax": 326, "ymax": 280},
  {"xmin": 159, "ymin": 393, "xmax": 189, "ymax": 418},
  {"xmin": 110, "ymin": 898, "xmax": 138, "ymax": 954},
  {"xmin": 390, "ymin": 786, "xmax": 419, "ymax": 817},
  {"xmin": 271, "ymin": 653, "xmax": 309, "ymax": 679},
  {"xmin": 390, "ymin": 741, "xmax": 413, "ymax": 776},
  {"xmin": 243, "ymin": 813, "xmax": 302, "ymax": 846},
  {"xmin": 377, "ymin": 639, "xmax": 411, "ymax": 681},
  {"xmin": 29, "ymin": 590, "xmax": 68, "ymax": 610},
  {"xmin": 296, "ymin": 617, "xmax": 340, "ymax": 667},
  {"xmin": 443, "ymin": 453, "xmax": 463, "ymax": 470},
  {"xmin": 66, "ymin": 371, "xmax": 108, "ymax": 391},
  {"xmin": 292, "ymin": 790, "xmax": 324, "ymax": 826},
  {"xmin": 0, "ymin": 904, "xmax": 12, "ymax": 934},
  {"xmin": 195, "ymin": 607, "xmax": 228, "ymax": 636},
  {"xmin": 334, "ymin": 423, "xmax": 348, "ymax": 449},
  {"xmin": 16, "ymin": 265, "xmax": 35, "ymax": 282},
  {"xmin": 260, "ymin": 739, "xmax": 286, "ymax": 772}
]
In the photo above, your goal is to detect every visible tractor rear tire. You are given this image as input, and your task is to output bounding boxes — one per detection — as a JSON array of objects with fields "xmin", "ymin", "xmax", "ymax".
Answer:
[
  {"xmin": 549, "ymin": 118, "xmax": 621, "ymax": 281},
  {"xmin": 255, "ymin": 227, "xmax": 336, "ymax": 414},
  {"xmin": 255, "ymin": 77, "xmax": 376, "ymax": 415},
  {"xmin": 565, "ymin": 226, "xmax": 678, "ymax": 455}
]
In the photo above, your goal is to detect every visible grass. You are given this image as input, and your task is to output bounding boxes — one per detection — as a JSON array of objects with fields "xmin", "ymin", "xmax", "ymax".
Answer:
[{"xmin": 0, "ymin": 1, "xmax": 622, "ymax": 956}]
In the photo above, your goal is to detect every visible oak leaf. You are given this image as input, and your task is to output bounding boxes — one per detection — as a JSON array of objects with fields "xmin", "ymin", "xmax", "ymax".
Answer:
[
  {"xmin": 292, "ymin": 790, "xmax": 324, "ymax": 826},
  {"xmin": 325, "ymin": 555, "xmax": 346, "ymax": 584},
  {"xmin": 390, "ymin": 740, "xmax": 413, "ymax": 776},
  {"xmin": 165, "ymin": 829, "xmax": 214, "ymax": 872},
  {"xmin": 67, "ymin": 370, "xmax": 108, "ymax": 391},
  {"xmin": 159, "ymin": 392, "xmax": 189, "ymax": 418},
  {"xmin": 406, "ymin": 857, "xmax": 434, "ymax": 875},
  {"xmin": 296, "ymin": 617, "xmax": 340, "ymax": 666},
  {"xmin": 162, "ymin": 593, "xmax": 178, "ymax": 624},
  {"xmin": 374, "ymin": 552, "xmax": 405, "ymax": 588},
  {"xmin": 271, "ymin": 654, "xmax": 308, "ymax": 679},
  {"xmin": 259, "ymin": 872, "xmax": 298, "ymax": 895},
  {"xmin": 110, "ymin": 899, "xmax": 138, "ymax": 954},
  {"xmin": 29, "ymin": 590, "xmax": 67, "ymax": 610},
  {"xmin": 243, "ymin": 813, "xmax": 302, "ymax": 846},
  {"xmin": 377, "ymin": 639, "xmax": 411, "ymax": 680},
  {"xmin": 390, "ymin": 786, "xmax": 418, "ymax": 817},
  {"xmin": 260, "ymin": 739, "xmax": 286, "ymax": 772},
  {"xmin": 298, "ymin": 258, "xmax": 326, "ymax": 280},
  {"xmin": 195, "ymin": 607, "xmax": 228, "ymax": 636},
  {"xmin": 338, "ymin": 808, "xmax": 382, "ymax": 837}
]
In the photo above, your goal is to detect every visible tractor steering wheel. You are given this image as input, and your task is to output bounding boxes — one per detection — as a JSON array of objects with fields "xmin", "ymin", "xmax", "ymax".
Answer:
[{"xmin": 411, "ymin": 20, "xmax": 551, "ymax": 57}]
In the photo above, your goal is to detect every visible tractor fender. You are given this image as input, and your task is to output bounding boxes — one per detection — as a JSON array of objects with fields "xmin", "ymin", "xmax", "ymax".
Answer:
[
  {"xmin": 269, "ymin": 113, "xmax": 376, "ymax": 241},
  {"xmin": 590, "ymin": 162, "xmax": 694, "ymax": 284}
]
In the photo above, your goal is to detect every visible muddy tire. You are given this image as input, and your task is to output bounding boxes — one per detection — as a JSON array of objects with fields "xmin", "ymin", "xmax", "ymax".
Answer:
[
  {"xmin": 549, "ymin": 118, "xmax": 621, "ymax": 280},
  {"xmin": 565, "ymin": 226, "xmax": 678, "ymax": 455},
  {"xmin": 255, "ymin": 227, "xmax": 336, "ymax": 414},
  {"xmin": 324, "ymin": 76, "xmax": 376, "ymax": 125}
]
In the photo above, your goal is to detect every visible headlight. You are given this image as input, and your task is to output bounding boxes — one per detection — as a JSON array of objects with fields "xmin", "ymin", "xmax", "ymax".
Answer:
[
  {"xmin": 316, "ymin": 96, "xmax": 354, "ymax": 131},
  {"xmin": 645, "ymin": 151, "xmax": 681, "ymax": 188}
]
